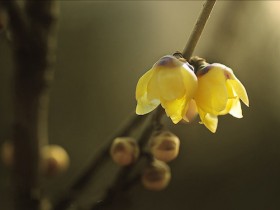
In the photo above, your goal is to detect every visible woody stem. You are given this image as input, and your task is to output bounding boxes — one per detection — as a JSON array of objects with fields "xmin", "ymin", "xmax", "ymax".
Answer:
[{"xmin": 182, "ymin": 0, "xmax": 216, "ymax": 60}]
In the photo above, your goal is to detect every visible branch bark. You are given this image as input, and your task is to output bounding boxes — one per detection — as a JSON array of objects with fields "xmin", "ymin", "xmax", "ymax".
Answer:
[
  {"xmin": 2, "ymin": 1, "xmax": 59, "ymax": 210},
  {"xmin": 183, "ymin": 0, "xmax": 216, "ymax": 60}
]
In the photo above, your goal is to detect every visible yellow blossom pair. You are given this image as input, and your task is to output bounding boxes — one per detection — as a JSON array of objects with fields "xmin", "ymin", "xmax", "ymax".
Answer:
[{"xmin": 135, "ymin": 55, "xmax": 249, "ymax": 133}]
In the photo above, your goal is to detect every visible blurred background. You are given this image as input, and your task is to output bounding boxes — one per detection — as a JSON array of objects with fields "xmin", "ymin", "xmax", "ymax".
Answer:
[{"xmin": 1, "ymin": 1, "xmax": 280, "ymax": 210}]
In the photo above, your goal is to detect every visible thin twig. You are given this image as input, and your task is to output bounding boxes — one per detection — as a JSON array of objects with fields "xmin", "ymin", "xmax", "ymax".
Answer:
[{"xmin": 182, "ymin": 0, "xmax": 216, "ymax": 60}]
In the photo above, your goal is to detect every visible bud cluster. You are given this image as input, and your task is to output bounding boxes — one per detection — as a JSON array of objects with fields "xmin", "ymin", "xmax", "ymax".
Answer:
[
  {"xmin": 110, "ymin": 137, "xmax": 139, "ymax": 166},
  {"xmin": 110, "ymin": 130, "xmax": 180, "ymax": 191}
]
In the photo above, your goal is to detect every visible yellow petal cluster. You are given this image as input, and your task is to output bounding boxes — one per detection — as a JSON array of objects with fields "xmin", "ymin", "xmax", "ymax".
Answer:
[
  {"xmin": 136, "ymin": 55, "xmax": 197, "ymax": 123},
  {"xmin": 135, "ymin": 56, "xmax": 249, "ymax": 133},
  {"xmin": 194, "ymin": 63, "xmax": 249, "ymax": 133}
]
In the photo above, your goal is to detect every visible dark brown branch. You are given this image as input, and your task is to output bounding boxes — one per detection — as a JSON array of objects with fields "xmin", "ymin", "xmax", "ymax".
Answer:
[
  {"xmin": 182, "ymin": 0, "xmax": 216, "ymax": 60},
  {"xmin": 3, "ymin": 1, "xmax": 59, "ymax": 210},
  {"xmin": 0, "ymin": 0, "xmax": 27, "ymax": 38}
]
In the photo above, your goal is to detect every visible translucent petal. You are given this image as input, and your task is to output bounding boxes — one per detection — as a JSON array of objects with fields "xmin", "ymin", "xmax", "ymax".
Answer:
[
  {"xmin": 226, "ymin": 79, "xmax": 236, "ymax": 98},
  {"xmin": 136, "ymin": 69, "xmax": 154, "ymax": 100},
  {"xmin": 136, "ymin": 92, "xmax": 160, "ymax": 115},
  {"xmin": 218, "ymin": 80, "xmax": 236, "ymax": 115},
  {"xmin": 157, "ymin": 67, "xmax": 185, "ymax": 101},
  {"xmin": 229, "ymin": 98, "xmax": 243, "ymax": 118},
  {"xmin": 229, "ymin": 79, "xmax": 249, "ymax": 107},
  {"xmin": 161, "ymin": 95, "xmax": 187, "ymax": 124},
  {"xmin": 219, "ymin": 80, "xmax": 243, "ymax": 118},
  {"xmin": 180, "ymin": 65, "xmax": 198, "ymax": 100},
  {"xmin": 147, "ymin": 69, "xmax": 160, "ymax": 100},
  {"xmin": 198, "ymin": 108, "xmax": 218, "ymax": 133},
  {"xmin": 195, "ymin": 67, "xmax": 228, "ymax": 115},
  {"xmin": 219, "ymin": 99, "xmax": 233, "ymax": 115}
]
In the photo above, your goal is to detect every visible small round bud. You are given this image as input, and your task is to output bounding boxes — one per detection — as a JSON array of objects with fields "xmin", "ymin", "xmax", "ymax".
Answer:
[
  {"xmin": 142, "ymin": 160, "xmax": 171, "ymax": 191},
  {"xmin": 149, "ymin": 131, "xmax": 180, "ymax": 162},
  {"xmin": 41, "ymin": 145, "xmax": 70, "ymax": 177},
  {"xmin": 110, "ymin": 137, "xmax": 139, "ymax": 166},
  {"xmin": 1, "ymin": 141, "xmax": 14, "ymax": 167}
]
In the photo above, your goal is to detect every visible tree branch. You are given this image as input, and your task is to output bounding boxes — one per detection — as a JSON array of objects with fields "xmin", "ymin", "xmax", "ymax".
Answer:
[
  {"xmin": 182, "ymin": 0, "xmax": 216, "ymax": 60},
  {"xmin": 3, "ymin": 1, "xmax": 59, "ymax": 210}
]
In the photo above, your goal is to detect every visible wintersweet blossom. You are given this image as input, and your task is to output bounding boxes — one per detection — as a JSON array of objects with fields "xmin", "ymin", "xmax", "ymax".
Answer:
[
  {"xmin": 136, "ymin": 55, "xmax": 197, "ymax": 123},
  {"xmin": 194, "ymin": 63, "xmax": 249, "ymax": 133}
]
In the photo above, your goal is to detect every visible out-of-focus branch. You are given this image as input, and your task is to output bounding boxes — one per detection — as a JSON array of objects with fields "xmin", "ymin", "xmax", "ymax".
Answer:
[
  {"xmin": 53, "ymin": 113, "xmax": 148, "ymax": 210},
  {"xmin": 0, "ymin": 0, "xmax": 27, "ymax": 37},
  {"xmin": 91, "ymin": 107, "xmax": 163, "ymax": 210},
  {"xmin": 2, "ymin": 1, "xmax": 59, "ymax": 210}
]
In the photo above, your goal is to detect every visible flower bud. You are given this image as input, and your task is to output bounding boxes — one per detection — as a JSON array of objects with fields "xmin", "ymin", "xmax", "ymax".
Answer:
[
  {"xmin": 149, "ymin": 131, "xmax": 180, "ymax": 162},
  {"xmin": 142, "ymin": 159, "xmax": 171, "ymax": 191},
  {"xmin": 110, "ymin": 137, "xmax": 139, "ymax": 166},
  {"xmin": 1, "ymin": 141, "xmax": 14, "ymax": 167},
  {"xmin": 41, "ymin": 145, "xmax": 70, "ymax": 177}
]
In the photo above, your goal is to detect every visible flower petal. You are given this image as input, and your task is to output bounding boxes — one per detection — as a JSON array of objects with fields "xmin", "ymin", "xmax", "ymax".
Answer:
[
  {"xmin": 136, "ymin": 69, "xmax": 154, "ymax": 100},
  {"xmin": 229, "ymin": 79, "xmax": 249, "ymax": 107},
  {"xmin": 156, "ymin": 67, "xmax": 186, "ymax": 101},
  {"xmin": 161, "ymin": 95, "xmax": 187, "ymax": 124},
  {"xmin": 195, "ymin": 67, "xmax": 228, "ymax": 115},
  {"xmin": 181, "ymin": 64, "xmax": 198, "ymax": 100},
  {"xmin": 198, "ymin": 108, "xmax": 218, "ymax": 133},
  {"xmin": 136, "ymin": 69, "xmax": 160, "ymax": 115},
  {"xmin": 136, "ymin": 92, "xmax": 160, "ymax": 115},
  {"xmin": 218, "ymin": 80, "xmax": 236, "ymax": 115},
  {"xmin": 229, "ymin": 98, "xmax": 243, "ymax": 118}
]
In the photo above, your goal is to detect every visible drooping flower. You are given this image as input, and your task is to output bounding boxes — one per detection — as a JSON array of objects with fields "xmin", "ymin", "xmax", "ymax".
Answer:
[
  {"xmin": 193, "ymin": 61, "xmax": 249, "ymax": 133},
  {"xmin": 136, "ymin": 55, "xmax": 197, "ymax": 123}
]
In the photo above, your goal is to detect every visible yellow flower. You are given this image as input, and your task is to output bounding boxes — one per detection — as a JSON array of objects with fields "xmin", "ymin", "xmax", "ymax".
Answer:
[
  {"xmin": 194, "ymin": 63, "xmax": 249, "ymax": 133},
  {"xmin": 136, "ymin": 55, "xmax": 197, "ymax": 123}
]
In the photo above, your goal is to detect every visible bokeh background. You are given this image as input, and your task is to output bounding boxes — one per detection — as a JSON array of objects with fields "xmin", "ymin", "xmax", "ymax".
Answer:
[{"xmin": 1, "ymin": 1, "xmax": 280, "ymax": 210}]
